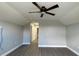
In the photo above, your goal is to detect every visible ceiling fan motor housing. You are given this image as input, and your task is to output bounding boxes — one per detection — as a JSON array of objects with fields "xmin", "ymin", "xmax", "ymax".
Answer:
[{"xmin": 41, "ymin": 6, "xmax": 47, "ymax": 12}]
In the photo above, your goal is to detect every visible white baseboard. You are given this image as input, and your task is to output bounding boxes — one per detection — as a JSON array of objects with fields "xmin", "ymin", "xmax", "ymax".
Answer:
[
  {"xmin": 38, "ymin": 45, "xmax": 67, "ymax": 47},
  {"xmin": 1, "ymin": 43, "xmax": 22, "ymax": 56},
  {"xmin": 67, "ymin": 46, "xmax": 79, "ymax": 56},
  {"xmin": 23, "ymin": 43, "xmax": 30, "ymax": 45}
]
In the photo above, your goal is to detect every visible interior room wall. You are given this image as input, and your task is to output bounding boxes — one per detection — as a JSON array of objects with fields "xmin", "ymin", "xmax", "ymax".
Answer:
[
  {"xmin": 66, "ymin": 23, "xmax": 79, "ymax": 55},
  {"xmin": 38, "ymin": 20, "xmax": 66, "ymax": 47},
  {"xmin": 0, "ymin": 20, "xmax": 24, "ymax": 55},
  {"xmin": 23, "ymin": 23, "xmax": 31, "ymax": 44}
]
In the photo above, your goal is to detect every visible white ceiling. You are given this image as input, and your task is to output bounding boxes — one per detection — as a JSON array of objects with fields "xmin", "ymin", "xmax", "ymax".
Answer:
[
  {"xmin": 0, "ymin": 3, "xmax": 27, "ymax": 25},
  {"xmin": 0, "ymin": 2, "xmax": 79, "ymax": 25}
]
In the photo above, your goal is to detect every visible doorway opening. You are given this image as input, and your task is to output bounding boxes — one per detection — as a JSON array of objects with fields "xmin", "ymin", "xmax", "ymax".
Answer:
[{"xmin": 30, "ymin": 22, "xmax": 39, "ymax": 45}]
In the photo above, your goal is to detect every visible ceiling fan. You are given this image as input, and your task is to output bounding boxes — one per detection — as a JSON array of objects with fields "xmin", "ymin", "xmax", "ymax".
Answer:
[{"xmin": 29, "ymin": 2, "xmax": 59, "ymax": 18}]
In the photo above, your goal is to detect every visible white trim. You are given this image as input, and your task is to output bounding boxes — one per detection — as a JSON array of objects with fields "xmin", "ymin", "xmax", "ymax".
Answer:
[
  {"xmin": 67, "ymin": 46, "xmax": 79, "ymax": 56},
  {"xmin": 23, "ymin": 43, "xmax": 30, "ymax": 45},
  {"xmin": 1, "ymin": 44, "xmax": 22, "ymax": 56},
  {"xmin": 38, "ymin": 45, "xmax": 67, "ymax": 47}
]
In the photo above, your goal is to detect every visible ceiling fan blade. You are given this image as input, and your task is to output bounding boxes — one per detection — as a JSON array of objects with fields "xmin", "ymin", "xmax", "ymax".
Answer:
[
  {"xmin": 32, "ymin": 2, "xmax": 41, "ymax": 10},
  {"xmin": 46, "ymin": 4, "xmax": 59, "ymax": 11},
  {"xmin": 29, "ymin": 11, "xmax": 41, "ymax": 13},
  {"xmin": 40, "ymin": 13, "xmax": 44, "ymax": 17},
  {"xmin": 45, "ymin": 12, "xmax": 55, "ymax": 16}
]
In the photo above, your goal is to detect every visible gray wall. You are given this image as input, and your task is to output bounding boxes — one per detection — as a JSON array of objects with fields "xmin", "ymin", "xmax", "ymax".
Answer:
[
  {"xmin": 23, "ymin": 21, "xmax": 66, "ymax": 47},
  {"xmin": 0, "ymin": 21, "xmax": 23, "ymax": 55},
  {"xmin": 23, "ymin": 24, "xmax": 31, "ymax": 44},
  {"xmin": 67, "ymin": 23, "xmax": 79, "ymax": 55},
  {"xmin": 38, "ymin": 20, "xmax": 66, "ymax": 47}
]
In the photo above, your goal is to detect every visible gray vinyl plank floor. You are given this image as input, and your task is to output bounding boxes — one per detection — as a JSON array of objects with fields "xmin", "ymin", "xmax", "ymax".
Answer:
[{"xmin": 7, "ymin": 40, "xmax": 77, "ymax": 56}]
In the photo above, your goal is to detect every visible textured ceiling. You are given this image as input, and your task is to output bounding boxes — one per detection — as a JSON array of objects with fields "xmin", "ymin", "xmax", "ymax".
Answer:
[{"xmin": 0, "ymin": 2, "xmax": 79, "ymax": 25}]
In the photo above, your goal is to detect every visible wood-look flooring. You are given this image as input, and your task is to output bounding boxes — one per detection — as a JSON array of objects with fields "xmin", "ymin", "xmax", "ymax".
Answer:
[{"xmin": 7, "ymin": 40, "xmax": 77, "ymax": 56}]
